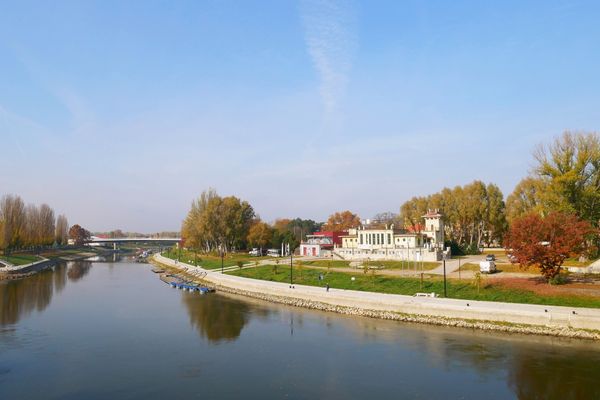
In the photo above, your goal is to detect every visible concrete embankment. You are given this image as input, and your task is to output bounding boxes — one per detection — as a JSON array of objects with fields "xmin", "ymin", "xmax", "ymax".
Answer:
[
  {"xmin": 153, "ymin": 254, "xmax": 600, "ymax": 340},
  {"xmin": 0, "ymin": 258, "xmax": 56, "ymax": 280}
]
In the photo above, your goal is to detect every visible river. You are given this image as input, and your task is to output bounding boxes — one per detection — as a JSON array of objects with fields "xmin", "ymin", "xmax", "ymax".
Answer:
[{"xmin": 1, "ymin": 257, "xmax": 599, "ymax": 399}]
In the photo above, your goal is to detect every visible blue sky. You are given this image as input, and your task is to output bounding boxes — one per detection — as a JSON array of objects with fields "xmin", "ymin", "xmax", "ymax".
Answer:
[{"xmin": 1, "ymin": 0, "xmax": 599, "ymax": 232}]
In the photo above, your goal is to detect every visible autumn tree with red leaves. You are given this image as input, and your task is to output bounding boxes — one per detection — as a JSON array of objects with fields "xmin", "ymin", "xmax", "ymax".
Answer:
[
  {"xmin": 504, "ymin": 212, "xmax": 595, "ymax": 280},
  {"xmin": 69, "ymin": 224, "xmax": 91, "ymax": 246}
]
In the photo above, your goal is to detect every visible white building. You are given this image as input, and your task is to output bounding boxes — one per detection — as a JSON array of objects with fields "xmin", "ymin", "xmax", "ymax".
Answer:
[{"xmin": 335, "ymin": 210, "xmax": 447, "ymax": 261}]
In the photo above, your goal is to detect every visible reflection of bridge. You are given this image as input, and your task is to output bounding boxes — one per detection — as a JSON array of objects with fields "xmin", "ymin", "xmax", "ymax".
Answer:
[{"xmin": 89, "ymin": 237, "xmax": 181, "ymax": 250}]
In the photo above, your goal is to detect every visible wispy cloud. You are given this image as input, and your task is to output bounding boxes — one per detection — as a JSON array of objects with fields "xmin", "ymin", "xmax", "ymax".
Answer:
[{"xmin": 301, "ymin": 0, "xmax": 356, "ymax": 116}]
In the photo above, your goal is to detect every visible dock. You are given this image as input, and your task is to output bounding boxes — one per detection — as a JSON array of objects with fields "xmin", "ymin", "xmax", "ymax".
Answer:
[{"xmin": 159, "ymin": 273, "xmax": 214, "ymax": 294}]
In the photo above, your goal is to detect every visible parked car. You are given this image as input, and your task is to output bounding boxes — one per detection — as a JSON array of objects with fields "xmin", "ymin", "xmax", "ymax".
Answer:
[
  {"xmin": 485, "ymin": 254, "xmax": 496, "ymax": 261},
  {"xmin": 479, "ymin": 260, "xmax": 496, "ymax": 274},
  {"xmin": 248, "ymin": 248, "xmax": 261, "ymax": 256}
]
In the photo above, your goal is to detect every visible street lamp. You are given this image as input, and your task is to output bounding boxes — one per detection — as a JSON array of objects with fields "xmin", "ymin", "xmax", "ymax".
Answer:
[
  {"xmin": 221, "ymin": 247, "xmax": 224, "ymax": 274},
  {"xmin": 443, "ymin": 253, "xmax": 447, "ymax": 298},
  {"xmin": 289, "ymin": 242, "xmax": 294, "ymax": 288}
]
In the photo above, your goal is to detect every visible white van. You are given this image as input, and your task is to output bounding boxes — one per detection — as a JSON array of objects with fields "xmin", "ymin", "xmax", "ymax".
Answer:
[
  {"xmin": 479, "ymin": 261, "xmax": 496, "ymax": 274},
  {"xmin": 267, "ymin": 249, "xmax": 280, "ymax": 257}
]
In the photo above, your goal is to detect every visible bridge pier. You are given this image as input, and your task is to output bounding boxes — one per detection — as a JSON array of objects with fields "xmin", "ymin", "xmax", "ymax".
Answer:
[{"xmin": 113, "ymin": 243, "xmax": 118, "ymax": 251}]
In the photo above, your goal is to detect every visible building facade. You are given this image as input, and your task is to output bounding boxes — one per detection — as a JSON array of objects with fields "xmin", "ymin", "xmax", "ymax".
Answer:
[
  {"xmin": 299, "ymin": 231, "xmax": 346, "ymax": 257},
  {"xmin": 335, "ymin": 210, "xmax": 447, "ymax": 261}
]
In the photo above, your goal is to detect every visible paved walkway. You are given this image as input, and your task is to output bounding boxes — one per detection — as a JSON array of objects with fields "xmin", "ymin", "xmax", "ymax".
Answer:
[{"xmin": 154, "ymin": 254, "xmax": 600, "ymax": 333}]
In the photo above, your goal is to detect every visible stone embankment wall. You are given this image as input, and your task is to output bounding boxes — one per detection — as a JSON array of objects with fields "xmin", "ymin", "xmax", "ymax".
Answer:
[
  {"xmin": 0, "ymin": 258, "xmax": 56, "ymax": 280},
  {"xmin": 153, "ymin": 254, "xmax": 600, "ymax": 340}
]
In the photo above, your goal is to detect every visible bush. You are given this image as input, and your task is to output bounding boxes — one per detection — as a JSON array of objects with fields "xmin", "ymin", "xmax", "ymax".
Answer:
[
  {"xmin": 444, "ymin": 241, "xmax": 480, "ymax": 256},
  {"xmin": 549, "ymin": 274, "xmax": 567, "ymax": 285}
]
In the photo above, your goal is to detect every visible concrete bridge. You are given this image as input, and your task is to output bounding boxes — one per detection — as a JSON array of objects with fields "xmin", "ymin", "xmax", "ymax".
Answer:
[{"xmin": 89, "ymin": 237, "xmax": 181, "ymax": 250}]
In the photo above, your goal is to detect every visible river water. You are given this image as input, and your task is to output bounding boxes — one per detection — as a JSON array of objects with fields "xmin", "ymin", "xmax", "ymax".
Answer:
[{"xmin": 1, "ymin": 257, "xmax": 600, "ymax": 399}]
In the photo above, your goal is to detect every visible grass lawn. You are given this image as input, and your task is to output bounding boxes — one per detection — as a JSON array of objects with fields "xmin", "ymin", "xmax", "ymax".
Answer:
[
  {"xmin": 481, "ymin": 249, "xmax": 506, "ymax": 255},
  {"xmin": 162, "ymin": 249, "xmax": 275, "ymax": 270},
  {"xmin": 0, "ymin": 254, "xmax": 42, "ymax": 265},
  {"xmin": 227, "ymin": 265, "xmax": 600, "ymax": 308},
  {"xmin": 302, "ymin": 260, "xmax": 351, "ymax": 268},
  {"xmin": 302, "ymin": 259, "xmax": 439, "ymax": 271},
  {"xmin": 459, "ymin": 262, "xmax": 539, "ymax": 274},
  {"xmin": 374, "ymin": 260, "xmax": 440, "ymax": 271},
  {"xmin": 564, "ymin": 257, "xmax": 598, "ymax": 267}
]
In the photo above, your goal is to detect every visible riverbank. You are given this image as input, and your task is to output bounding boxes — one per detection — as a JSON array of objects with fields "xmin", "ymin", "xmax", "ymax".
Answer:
[
  {"xmin": 0, "ymin": 248, "xmax": 107, "ymax": 280},
  {"xmin": 152, "ymin": 254, "xmax": 600, "ymax": 340}
]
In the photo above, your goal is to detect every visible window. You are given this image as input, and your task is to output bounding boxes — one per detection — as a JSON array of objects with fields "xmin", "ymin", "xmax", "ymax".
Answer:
[
  {"xmin": 387, "ymin": 234, "xmax": 391, "ymax": 244},
  {"xmin": 360, "ymin": 234, "xmax": 363, "ymax": 244}
]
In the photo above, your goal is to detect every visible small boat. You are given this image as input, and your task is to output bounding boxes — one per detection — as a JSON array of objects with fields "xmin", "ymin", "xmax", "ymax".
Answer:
[{"xmin": 151, "ymin": 267, "xmax": 165, "ymax": 273}]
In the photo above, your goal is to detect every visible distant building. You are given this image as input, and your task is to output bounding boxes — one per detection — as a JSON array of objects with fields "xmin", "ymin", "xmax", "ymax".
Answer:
[
  {"xmin": 335, "ymin": 209, "xmax": 447, "ymax": 261},
  {"xmin": 299, "ymin": 231, "xmax": 346, "ymax": 257}
]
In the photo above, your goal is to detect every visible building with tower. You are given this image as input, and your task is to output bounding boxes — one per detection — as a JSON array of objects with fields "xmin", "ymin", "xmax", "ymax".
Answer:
[{"xmin": 333, "ymin": 209, "xmax": 447, "ymax": 261}]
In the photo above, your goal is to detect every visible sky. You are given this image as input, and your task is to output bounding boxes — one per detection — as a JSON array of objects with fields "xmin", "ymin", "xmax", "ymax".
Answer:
[{"xmin": 1, "ymin": 0, "xmax": 599, "ymax": 232}]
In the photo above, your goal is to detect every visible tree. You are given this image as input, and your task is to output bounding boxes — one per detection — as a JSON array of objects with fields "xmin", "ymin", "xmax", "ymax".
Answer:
[
  {"xmin": 399, "ymin": 181, "xmax": 507, "ymax": 252},
  {"xmin": 182, "ymin": 189, "xmax": 255, "ymax": 253},
  {"xmin": 247, "ymin": 221, "xmax": 273, "ymax": 250},
  {"xmin": 532, "ymin": 132, "xmax": 600, "ymax": 227},
  {"xmin": 0, "ymin": 194, "xmax": 26, "ymax": 254},
  {"xmin": 38, "ymin": 204, "xmax": 55, "ymax": 246},
  {"xmin": 504, "ymin": 212, "xmax": 595, "ymax": 280},
  {"xmin": 69, "ymin": 224, "xmax": 91, "ymax": 246},
  {"xmin": 322, "ymin": 210, "xmax": 360, "ymax": 231},
  {"xmin": 55, "ymin": 214, "xmax": 69, "ymax": 245},
  {"xmin": 506, "ymin": 177, "xmax": 546, "ymax": 223}
]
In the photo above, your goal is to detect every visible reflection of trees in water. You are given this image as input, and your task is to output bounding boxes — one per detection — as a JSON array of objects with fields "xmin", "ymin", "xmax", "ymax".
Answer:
[
  {"xmin": 508, "ymin": 348, "xmax": 600, "ymax": 399},
  {"xmin": 182, "ymin": 293, "xmax": 269, "ymax": 343},
  {"xmin": 67, "ymin": 261, "xmax": 92, "ymax": 281},
  {"xmin": 0, "ymin": 266, "xmax": 67, "ymax": 326}
]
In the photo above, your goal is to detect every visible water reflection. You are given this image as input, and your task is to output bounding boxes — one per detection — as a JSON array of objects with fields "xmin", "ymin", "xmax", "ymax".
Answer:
[
  {"xmin": 0, "ymin": 266, "xmax": 66, "ymax": 326},
  {"xmin": 2, "ymin": 260, "xmax": 600, "ymax": 399},
  {"xmin": 508, "ymin": 347, "xmax": 600, "ymax": 399},
  {"xmin": 181, "ymin": 293, "xmax": 269, "ymax": 343},
  {"xmin": 67, "ymin": 261, "xmax": 92, "ymax": 282}
]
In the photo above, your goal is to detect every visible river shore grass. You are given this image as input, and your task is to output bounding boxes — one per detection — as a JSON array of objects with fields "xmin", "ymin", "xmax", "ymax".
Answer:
[
  {"xmin": 0, "ymin": 254, "xmax": 42, "ymax": 265},
  {"xmin": 228, "ymin": 265, "xmax": 600, "ymax": 309}
]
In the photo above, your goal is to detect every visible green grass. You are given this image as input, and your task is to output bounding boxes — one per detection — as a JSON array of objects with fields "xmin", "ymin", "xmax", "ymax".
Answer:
[
  {"xmin": 227, "ymin": 264, "xmax": 600, "ymax": 309},
  {"xmin": 372, "ymin": 260, "xmax": 440, "ymax": 270},
  {"xmin": 302, "ymin": 260, "xmax": 351, "ymax": 268},
  {"xmin": 564, "ymin": 257, "xmax": 598, "ymax": 267},
  {"xmin": 162, "ymin": 249, "xmax": 275, "ymax": 270},
  {"xmin": 0, "ymin": 254, "xmax": 42, "ymax": 265},
  {"xmin": 459, "ymin": 262, "xmax": 540, "ymax": 274},
  {"xmin": 301, "ymin": 259, "xmax": 439, "ymax": 271}
]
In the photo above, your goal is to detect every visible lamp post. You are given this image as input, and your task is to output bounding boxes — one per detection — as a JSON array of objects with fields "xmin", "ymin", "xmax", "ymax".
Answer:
[
  {"xmin": 289, "ymin": 242, "xmax": 293, "ymax": 288},
  {"xmin": 443, "ymin": 254, "xmax": 447, "ymax": 298},
  {"xmin": 221, "ymin": 247, "xmax": 224, "ymax": 274}
]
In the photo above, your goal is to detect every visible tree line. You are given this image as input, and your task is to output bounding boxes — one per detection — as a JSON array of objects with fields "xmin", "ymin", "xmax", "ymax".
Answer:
[
  {"xmin": 182, "ymin": 131, "xmax": 599, "ymax": 266},
  {"xmin": 397, "ymin": 131, "xmax": 600, "ymax": 256},
  {"xmin": 182, "ymin": 188, "xmax": 321, "ymax": 254},
  {"xmin": 399, "ymin": 181, "xmax": 507, "ymax": 253},
  {"xmin": 0, "ymin": 194, "xmax": 69, "ymax": 254}
]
